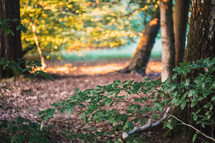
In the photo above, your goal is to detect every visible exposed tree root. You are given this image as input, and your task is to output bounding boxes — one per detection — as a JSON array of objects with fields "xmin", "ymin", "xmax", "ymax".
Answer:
[
  {"xmin": 122, "ymin": 107, "xmax": 170, "ymax": 139},
  {"xmin": 117, "ymin": 67, "xmax": 146, "ymax": 77},
  {"xmin": 122, "ymin": 107, "xmax": 215, "ymax": 143},
  {"xmin": 117, "ymin": 67, "xmax": 131, "ymax": 74}
]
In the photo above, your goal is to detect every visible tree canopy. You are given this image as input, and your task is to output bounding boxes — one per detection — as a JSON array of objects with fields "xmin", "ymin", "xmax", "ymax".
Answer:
[{"xmin": 20, "ymin": 0, "xmax": 158, "ymax": 54}]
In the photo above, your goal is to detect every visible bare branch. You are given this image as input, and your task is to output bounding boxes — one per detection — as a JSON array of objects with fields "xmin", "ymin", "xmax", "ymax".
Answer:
[{"xmin": 169, "ymin": 114, "xmax": 215, "ymax": 143}]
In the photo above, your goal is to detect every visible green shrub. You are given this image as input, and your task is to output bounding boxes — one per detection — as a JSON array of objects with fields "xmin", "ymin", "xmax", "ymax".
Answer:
[
  {"xmin": 0, "ymin": 117, "xmax": 50, "ymax": 143},
  {"xmin": 0, "ymin": 58, "xmax": 54, "ymax": 81},
  {"xmin": 39, "ymin": 57, "xmax": 215, "ymax": 142}
]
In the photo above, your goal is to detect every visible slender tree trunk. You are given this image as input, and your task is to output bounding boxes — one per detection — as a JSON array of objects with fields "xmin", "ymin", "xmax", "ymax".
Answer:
[
  {"xmin": 160, "ymin": 0, "xmax": 175, "ymax": 82},
  {"xmin": 174, "ymin": 0, "xmax": 190, "ymax": 66},
  {"xmin": 0, "ymin": 0, "xmax": 24, "ymax": 78},
  {"xmin": 118, "ymin": 13, "xmax": 160, "ymax": 76},
  {"xmin": 31, "ymin": 23, "xmax": 46, "ymax": 70}
]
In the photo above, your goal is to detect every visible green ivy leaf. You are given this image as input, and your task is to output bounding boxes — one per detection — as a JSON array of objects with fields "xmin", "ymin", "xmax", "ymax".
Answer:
[
  {"xmin": 66, "ymin": 104, "xmax": 75, "ymax": 115},
  {"xmin": 180, "ymin": 100, "xmax": 186, "ymax": 110},
  {"xmin": 211, "ymin": 96, "xmax": 215, "ymax": 101},
  {"xmin": 191, "ymin": 100, "xmax": 198, "ymax": 108},
  {"xmin": 192, "ymin": 134, "xmax": 197, "ymax": 143}
]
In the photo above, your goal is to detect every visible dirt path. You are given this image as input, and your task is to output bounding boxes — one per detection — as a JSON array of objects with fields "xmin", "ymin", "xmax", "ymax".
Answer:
[{"xmin": 0, "ymin": 59, "xmax": 180, "ymax": 142}]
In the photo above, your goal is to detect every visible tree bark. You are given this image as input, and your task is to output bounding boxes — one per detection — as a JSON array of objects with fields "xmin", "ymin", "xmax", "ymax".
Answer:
[
  {"xmin": 0, "ymin": 0, "xmax": 24, "ymax": 78},
  {"xmin": 160, "ymin": 0, "xmax": 175, "ymax": 82},
  {"xmin": 185, "ymin": 0, "xmax": 215, "ymax": 62},
  {"xmin": 174, "ymin": 0, "xmax": 190, "ymax": 66},
  {"xmin": 176, "ymin": 0, "xmax": 215, "ymax": 139},
  {"xmin": 118, "ymin": 13, "xmax": 160, "ymax": 76}
]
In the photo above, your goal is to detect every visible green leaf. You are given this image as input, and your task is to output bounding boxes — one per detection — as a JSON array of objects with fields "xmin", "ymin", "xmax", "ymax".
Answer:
[
  {"xmin": 0, "ymin": 105, "xmax": 3, "ymax": 109},
  {"xmin": 128, "ymin": 80, "xmax": 134, "ymax": 85},
  {"xmin": 191, "ymin": 100, "xmax": 198, "ymax": 108},
  {"xmin": 52, "ymin": 102, "xmax": 61, "ymax": 107},
  {"xmin": 141, "ymin": 119, "xmax": 146, "ymax": 126},
  {"xmin": 188, "ymin": 90, "xmax": 197, "ymax": 97},
  {"xmin": 203, "ymin": 92, "xmax": 209, "ymax": 98},
  {"xmin": 79, "ymin": 103, "xmax": 86, "ymax": 107},
  {"xmin": 17, "ymin": 116, "xmax": 25, "ymax": 124},
  {"xmin": 123, "ymin": 121, "xmax": 128, "ymax": 130},
  {"xmin": 203, "ymin": 103, "xmax": 211, "ymax": 108},
  {"xmin": 39, "ymin": 108, "xmax": 55, "ymax": 120},
  {"xmin": 193, "ymin": 115, "xmax": 198, "ymax": 121},
  {"xmin": 152, "ymin": 113, "xmax": 160, "ymax": 119},
  {"xmin": 128, "ymin": 121, "xmax": 133, "ymax": 129},
  {"xmin": 211, "ymin": 83, "xmax": 215, "ymax": 89},
  {"xmin": 75, "ymin": 88, "xmax": 80, "ymax": 93},
  {"xmin": 122, "ymin": 80, "xmax": 128, "ymax": 85},
  {"xmin": 165, "ymin": 122, "xmax": 173, "ymax": 129},
  {"xmin": 209, "ymin": 104, "xmax": 213, "ymax": 111},
  {"xmin": 83, "ymin": 116, "xmax": 88, "ymax": 124},
  {"xmin": 40, "ymin": 121, "xmax": 44, "ymax": 131},
  {"xmin": 185, "ymin": 79, "xmax": 190, "ymax": 86},
  {"xmin": 66, "ymin": 105, "xmax": 74, "ymax": 115},
  {"xmin": 11, "ymin": 135, "xmax": 18, "ymax": 143},
  {"xmin": 212, "ymin": 96, "xmax": 215, "ymax": 101},
  {"xmin": 172, "ymin": 73, "xmax": 178, "ymax": 80},
  {"xmin": 168, "ymin": 84, "xmax": 177, "ymax": 92},
  {"xmin": 192, "ymin": 134, "xmax": 197, "ymax": 143},
  {"xmin": 11, "ymin": 134, "xmax": 24, "ymax": 143},
  {"xmin": 126, "ymin": 110, "xmax": 134, "ymax": 114},
  {"xmin": 3, "ymin": 65, "xmax": 6, "ymax": 70},
  {"xmin": 180, "ymin": 100, "xmax": 186, "ymax": 110},
  {"xmin": 197, "ymin": 97, "xmax": 203, "ymax": 101},
  {"xmin": 154, "ymin": 101, "xmax": 163, "ymax": 110}
]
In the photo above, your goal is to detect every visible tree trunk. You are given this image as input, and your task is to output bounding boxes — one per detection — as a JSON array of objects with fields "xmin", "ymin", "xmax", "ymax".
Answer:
[
  {"xmin": 118, "ymin": 13, "xmax": 160, "ymax": 76},
  {"xmin": 160, "ymin": 0, "xmax": 175, "ymax": 82},
  {"xmin": 174, "ymin": 0, "xmax": 190, "ymax": 66},
  {"xmin": 31, "ymin": 23, "xmax": 46, "ymax": 70},
  {"xmin": 0, "ymin": 0, "xmax": 24, "ymax": 78},
  {"xmin": 175, "ymin": 0, "xmax": 215, "ymax": 139},
  {"xmin": 185, "ymin": 0, "xmax": 215, "ymax": 62}
]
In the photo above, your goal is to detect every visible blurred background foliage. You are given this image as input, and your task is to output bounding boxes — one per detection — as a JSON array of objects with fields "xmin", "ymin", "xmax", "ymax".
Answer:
[{"xmin": 20, "ymin": 0, "xmax": 160, "ymax": 60}]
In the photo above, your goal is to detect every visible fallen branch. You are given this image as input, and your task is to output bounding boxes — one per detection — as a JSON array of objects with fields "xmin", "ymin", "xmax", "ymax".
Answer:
[
  {"xmin": 169, "ymin": 114, "xmax": 215, "ymax": 143},
  {"xmin": 122, "ymin": 107, "xmax": 170, "ymax": 139}
]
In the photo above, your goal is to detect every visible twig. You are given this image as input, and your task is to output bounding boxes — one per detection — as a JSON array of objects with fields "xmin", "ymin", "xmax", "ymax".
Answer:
[
  {"xmin": 122, "ymin": 107, "xmax": 170, "ymax": 139},
  {"xmin": 169, "ymin": 114, "xmax": 215, "ymax": 143}
]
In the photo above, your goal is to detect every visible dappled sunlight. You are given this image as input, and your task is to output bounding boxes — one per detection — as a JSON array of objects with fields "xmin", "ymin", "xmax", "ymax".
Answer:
[
  {"xmin": 148, "ymin": 18, "xmax": 159, "ymax": 26},
  {"xmin": 39, "ymin": 60, "xmax": 162, "ymax": 76},
  {"xmin": 79, "ymin": 63, "xmax": 125, "ymax": 75},
  {"xmin": 146, "ymin": 61, "xmax": 162, "ymax": 73},
  {"xmin": 44, "ymin": 63, "xmax": 126, "ymax": 75},
  {"xmin": 45, "ymin": 64, "xmax": 77, "ymax": 74}
]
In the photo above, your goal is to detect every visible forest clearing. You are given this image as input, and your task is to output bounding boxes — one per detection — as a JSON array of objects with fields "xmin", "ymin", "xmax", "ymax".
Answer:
[{"xmin": 0, "ymin": 59, "xmax": 167, "ymax": 142}]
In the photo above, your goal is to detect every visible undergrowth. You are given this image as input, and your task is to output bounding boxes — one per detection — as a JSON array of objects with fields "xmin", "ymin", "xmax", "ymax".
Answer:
[
  {"xmin": 0, "ymin": 57, "xmax": 215, "ymax": 142},
  {"xmin": 39, "ymin": 57, "xmax": 215, "ymax": 142}
]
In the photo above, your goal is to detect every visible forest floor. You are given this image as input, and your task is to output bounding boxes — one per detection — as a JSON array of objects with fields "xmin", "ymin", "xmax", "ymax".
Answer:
[{"xmin": 0, "ymin": 59, "xmax": 189, "ymax": 143}]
